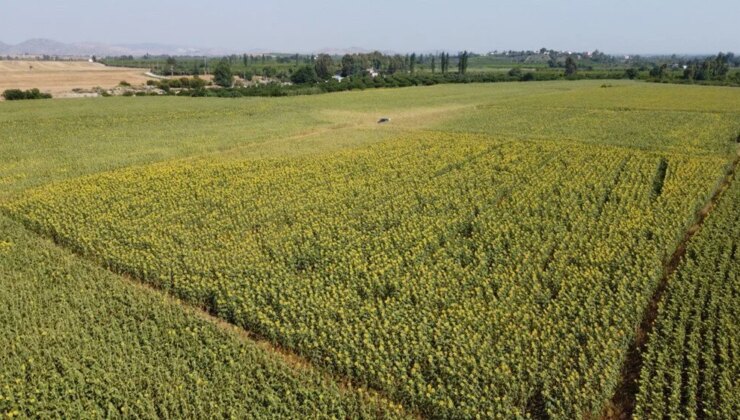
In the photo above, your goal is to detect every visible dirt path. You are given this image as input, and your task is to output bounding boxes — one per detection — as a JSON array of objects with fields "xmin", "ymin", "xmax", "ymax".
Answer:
[{"xmin": 603, "ymin": 147, "xmax": 740, "ymax": 419}]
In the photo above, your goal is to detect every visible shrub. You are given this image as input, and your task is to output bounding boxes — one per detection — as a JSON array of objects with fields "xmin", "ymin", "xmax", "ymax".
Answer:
[
  {"xmin": 290, "ymin": 65, "xmax": 319, "ymax": 85},
  {"xmin": 2, "ymin": 88, "xmax": 52, "ymax": 100}
]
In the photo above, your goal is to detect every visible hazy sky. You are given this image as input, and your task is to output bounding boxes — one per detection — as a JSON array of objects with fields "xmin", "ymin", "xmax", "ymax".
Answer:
[{"xmin": 1, "ymin": 0, "xmax": 738, "ymax": 54}]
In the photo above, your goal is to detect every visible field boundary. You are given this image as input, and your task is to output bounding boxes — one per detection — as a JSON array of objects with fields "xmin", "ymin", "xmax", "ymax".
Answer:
[{"xmin": 603, "ymin": 147, "xmax": 740, "ymax": 419}]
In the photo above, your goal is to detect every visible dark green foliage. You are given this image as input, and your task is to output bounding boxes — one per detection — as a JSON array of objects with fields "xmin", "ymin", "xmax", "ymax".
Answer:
[
  {"xmin": 624, "ymin": 68, "xmax": 639, "ymax": 79},
  {"xmin": 649, "ymin": 64, "xmax": 667, "ymax": 79},
  {"xmin": 565, "ymin": 56, "xmax": 578, "ymax": 77},
  {"xmin": 314, "ymin": 54, "xmax": 334, "ymax": 79},
  {"xmin": 651, "ymin": 157, "xmax": 669, "ymax": 199},
  {"xmin": 508, "ymin": 67, "xmax": 523, "ymax": 78},
  {"xmin": 458, "ymin": 51, "xmax": 469, "ymax": 75},
  {"xmin": 213, "ymin": 59, "xmax": 234, "ymax": 87},
  {"xmin": 2, "ymin": 88, "xmax": 52, "ymax": 100},
  {"xmin": 290, "ymin": 65, "xmax": 318, "ymax": 85}
]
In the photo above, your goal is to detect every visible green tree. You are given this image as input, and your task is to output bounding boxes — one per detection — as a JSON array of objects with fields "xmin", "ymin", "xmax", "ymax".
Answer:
[
  {"xmin": 166, "ymin": 56, "xmax": 177, "ymax": 76},
  {"xmin": 458, "ymin": 51, "xmax": 469, "ymax": 75},
  {"xmin": 314, "ymin": 54, "xmax": 334, "ymax": 79},
  {"xmin": 711, "ymin": 53, "xmax": 730, "ymax": 79},
  {"xmin": 262, "ymin": 66, "xmax": 277, "ymax": 78},
  {"xmin": 213, "ymin": 59, "xmax": 234, "ymax": 87},
  {"xmin": 565, "ymin": 56, "xmax": 577, "ymax": 77},
  {"xmin": 340, "ymin": 54, "xmax": 355, "ymax": 77},
  {"xmin": 649, "ymin": 63, "xmax": 667, "ymax": 79},
  {"xmin": 290, "ymin": 65, "xmax": 318, "ymax": 84}
]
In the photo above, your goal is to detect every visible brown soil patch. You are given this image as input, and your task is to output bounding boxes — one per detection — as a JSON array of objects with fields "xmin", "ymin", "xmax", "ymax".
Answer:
[{"xmin": 0, "ymin": 60, "xmax": 154, "ymax": 97}]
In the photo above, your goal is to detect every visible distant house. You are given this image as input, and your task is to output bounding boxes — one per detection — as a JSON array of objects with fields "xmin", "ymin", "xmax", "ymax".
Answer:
[
  {"xmin": 366, "ymin": 68, "xmax": 379, "ymax": 78},
  {"xmin": 332, "ymin": 75, "xmax": 344, "ymax": 82}
]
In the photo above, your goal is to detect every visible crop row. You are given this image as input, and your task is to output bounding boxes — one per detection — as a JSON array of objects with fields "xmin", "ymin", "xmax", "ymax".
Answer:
[
  {"xmin": 0, "ymin": 215, "xmax": 405, "ymax": 418},
  {"xmin": 636, "ymin": 171, "xmax": 739, "ymax": 419},
  {"xmin": 4, "ymin": 132, "xmax": 728, "ymax": 418}
]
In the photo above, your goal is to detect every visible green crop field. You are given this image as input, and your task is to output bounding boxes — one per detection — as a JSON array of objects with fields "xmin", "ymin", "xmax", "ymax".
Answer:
[
  {"xmin": 1, "ymin": 80, "xmax": 739, "ymax": 418},
  {"xmin": 636, "ymin": 173, "xmax": 740, "ymax": 419}
]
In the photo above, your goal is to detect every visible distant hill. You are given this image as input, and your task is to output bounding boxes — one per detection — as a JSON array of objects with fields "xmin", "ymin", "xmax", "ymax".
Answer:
[
  {"xmin": 0, "ymin": 39, "xmax": 237, "ymax": 57},
  {"xmin": 0, "ymin": 39, "xmax": 399, "ymax": 58}
]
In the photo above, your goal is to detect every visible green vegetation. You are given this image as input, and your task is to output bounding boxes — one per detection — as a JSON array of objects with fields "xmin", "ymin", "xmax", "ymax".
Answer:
[
  {"xmin": 0, "ymin": 216, "xmax": 406, "ymax": 418},
  {"xmin": 101, "ymin": 51, "xmax": 740, "ymax": 92},
  {"xmin": 3, "ymin": 81, "xmax": 739, "ymax": 418},
  {"xmin": 636, "ymin": 169, "xmax": 740, "ymax": 419},
  {"xmin": 1, "ymin": 81, "xmax": 738, "ymax": 418},
  {"xmin": 2, "ymin": 88, "xmax": 52, "ymax": 100},
  {"xmin": 213, "ymin": 58, "xmax": 234, "ymax": 88}
]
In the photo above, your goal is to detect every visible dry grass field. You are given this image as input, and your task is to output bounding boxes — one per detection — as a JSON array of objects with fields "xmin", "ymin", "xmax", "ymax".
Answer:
[{"xmin": 0, "ymin": 60, "xmax": 153, "ymax": 97}]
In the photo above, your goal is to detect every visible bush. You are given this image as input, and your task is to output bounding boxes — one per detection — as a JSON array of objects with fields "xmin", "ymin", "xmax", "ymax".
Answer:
[
  {"xmin": 290, "ymin": 65, "xmax": 318, "ymax": 85},
  {"xmin": 213, "ymin": 59, "xmax": 234, "ymax": 87},
  {"xmin": 2, "ymin": 88, "xmax": 52, "ymax": 100},
  {"xmin": 520, "ymin": 72, "xmax": 535, "ymax": 82}
]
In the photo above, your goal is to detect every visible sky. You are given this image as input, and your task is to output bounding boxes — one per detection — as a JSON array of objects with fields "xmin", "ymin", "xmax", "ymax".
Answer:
[{"xmin": 1, "ymin": 0, "xmax": 738, "ymax": 54}]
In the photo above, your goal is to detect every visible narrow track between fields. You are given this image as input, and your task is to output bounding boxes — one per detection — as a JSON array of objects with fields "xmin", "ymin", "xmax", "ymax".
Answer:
[{"xmin": 603, "ymin": 146, "xmax": 740, "ymax": 420}]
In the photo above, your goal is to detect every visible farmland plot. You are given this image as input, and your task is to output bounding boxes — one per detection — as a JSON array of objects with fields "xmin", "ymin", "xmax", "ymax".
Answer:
[
  {"xmin": 5, "ymin": 132, "xmax": 732, "ymax": 417},
  {"xmin": 636, "ymin": 172, "xmax": 740, "ymax": 419},
  {"xmin": 1, "ymin": 81, "xmax": 739, "ymax": 418}
]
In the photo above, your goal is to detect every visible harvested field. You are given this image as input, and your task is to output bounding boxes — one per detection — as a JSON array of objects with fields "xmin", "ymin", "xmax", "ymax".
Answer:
[{"xmin": 0, "ymin": 60, "xmax": 154, "ymax": 97}]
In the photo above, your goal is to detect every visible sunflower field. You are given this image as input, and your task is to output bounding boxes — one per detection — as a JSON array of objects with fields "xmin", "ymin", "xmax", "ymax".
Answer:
[
  {"xmin": 635, "ymin": 171, "xmax": 739, "ymax": 419},
  {"xmin": 4, "ymin": 129, "xmax": 733, "ymax": 418}
]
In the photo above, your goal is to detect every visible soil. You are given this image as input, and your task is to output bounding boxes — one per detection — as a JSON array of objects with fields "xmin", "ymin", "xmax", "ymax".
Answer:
[{"xmin": 0, "ymin": 60, "xmax": 154, "ymax": 98}]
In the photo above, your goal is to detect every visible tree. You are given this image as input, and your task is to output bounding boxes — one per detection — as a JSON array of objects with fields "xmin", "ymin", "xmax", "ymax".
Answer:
[
  {"xmin": 711, "ymin": 53, "xmax": 730, "ymax": 79},
  {"xmin": 290, "ymin": 65, "xmax": 318, "ymax": 84},
  {"xmin": 341, "ymin": 54, "xmax": 355, "ymax": 77},
  {"xmin": 314, "ymin": 54, "xmax": 334, "ymax": 79},
  {"xmin": 166, "ymin": 56, "xmax": 177, "ymax": 76},
  {"xmin": 565, "ymin": 56, "xmax": 577, "ymax": 77},
  {"xmin": 262, "ymin": 66, "xmax": 277, "ymax": 78},
  {"xmin": 410, "ymin": 53, "xmax": 417, "ymax": 74},
  {"xmin": 213, "ymin": 58, "xmax": 234, "ymax": 87},
  {"xmin": 508, "ymin": 67, "xmax": 523, "ymax": 78},
  {"xmin": 624, "ymin": 68, "xmax": 639, "ymax": 80},
  {"xmin": 458, "ymin": 51, "xmax": 469, "ymax": 75},
  {"xmin": 649, "ymin": 64, "xmax": 667, "ymax": 79},
  {"xmin": 431, "ymin": 56, "xmax": 436, "ymax": 74}
]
